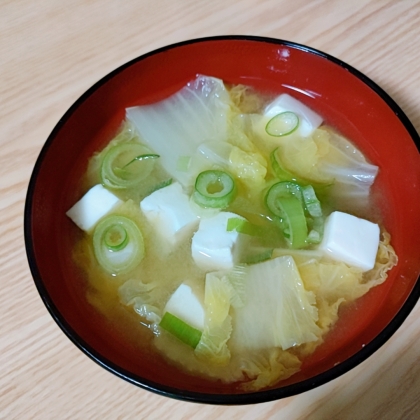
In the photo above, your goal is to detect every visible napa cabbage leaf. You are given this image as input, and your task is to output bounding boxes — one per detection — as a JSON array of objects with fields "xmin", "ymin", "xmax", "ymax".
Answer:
[
  {"xmin": 238, "ymin": 347, "xmax": 301, "ymax": 391},
  {"xmin": 118, "ymin": 278, "xmax": 162, "ymax": 332},
  {"xmin": 195, "ymin": 272, "xmax": 233, "ymax": 365},
  {"xmin": 188, "ymin": 114, "xmax": 268, "ymax": 192},
  {"xmin": 126, "ymin": 75, "xmax": 232, "ymax": 187},
  {"xmin": 278, "ymin": 127, "xmax": 379, "ymax": 205},
  {"xmin": 230, "ymin": 256, "xmax": 322, "ymax": 351},
  {"xmin": 228, "ymin": 146, "xmax": 267, "ymax": 191}
]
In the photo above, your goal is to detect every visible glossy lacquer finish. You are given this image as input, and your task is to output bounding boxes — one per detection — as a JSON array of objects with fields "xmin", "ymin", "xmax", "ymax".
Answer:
[{"xmin": 25, "ymin": 36, "xmax": 420, "ymax": 405}]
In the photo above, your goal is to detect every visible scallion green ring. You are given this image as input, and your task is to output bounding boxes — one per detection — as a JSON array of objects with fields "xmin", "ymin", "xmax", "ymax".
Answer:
[
  {"xmin": 265, "ymin": 111, "xmax": 299, "ymax": 137},
  {"xmin": 93, "ymin": 215, "xmax": 145, "ymax": 275},
  {"xmin": 193, "ymin": 170, "xmax": 236, "ymax": 209},
  {"xmin": 101, "ymin": 142, "xmax": 158, "ymax": 189}
]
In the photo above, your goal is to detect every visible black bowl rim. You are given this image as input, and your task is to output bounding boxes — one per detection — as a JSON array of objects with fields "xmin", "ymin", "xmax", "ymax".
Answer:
[{"xmin": 24, "ymin": 35, "xmax": 420, "ymax": 405}]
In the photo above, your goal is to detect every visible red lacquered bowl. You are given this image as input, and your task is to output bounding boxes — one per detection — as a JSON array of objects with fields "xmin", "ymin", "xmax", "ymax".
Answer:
[{"xmin": 24, "ymin": 36, "xmax": 420, "ymax": 404}]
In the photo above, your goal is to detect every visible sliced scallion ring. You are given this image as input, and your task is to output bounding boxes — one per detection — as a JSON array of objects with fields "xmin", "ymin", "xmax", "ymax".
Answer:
[
  {"xmin": 193, "ymin": 170, "xmax": 236, "ymax": 209},
  {"xmin": 307, "ymin": 229, "xmax": 321, "ymax": 244},
  {"xmin": 103, "ymin": 224, "xmax": 129, "ymax": 251},
  {"xmin": 93, "ymin": 215, "xmax": 145, "ymax": 275},
  {"xmin": 101, "ymin": 142, "xmax": 159, "ymax": 189},
  {"xmin": 265, "ymin": 112, "xmax": 299, "ymax": 137},
  {"xmin": 265, "ymin": 181, "xmax": 308, "ymax": 248},
  {"xmin": 120, "ymin": 153, "xmax": 160, "ymax": 170},
  {"xmin": 276, "ymin": 196, "xmax": 308, "ymax": 249},
  {"xmin": 226, "ymin": 217, "xmax": 264, "ymax": 236},
  {"xmin": 159, "ymin": 312, "xmax": 202, "ymax": 348},
  {"xmin": 242, "ymin": 248, "xmax": 273, "ymax": 265},
  {"xmin": 265, "ymin": 181, "xmax": 303, "ymax": 217},
  {"xmin": 306, "ymin": 216, "xmax": 324, "ymax": 244},
  {"xmin": 301, "ymin": 185, "xmax": 323, "ymax": 217}
]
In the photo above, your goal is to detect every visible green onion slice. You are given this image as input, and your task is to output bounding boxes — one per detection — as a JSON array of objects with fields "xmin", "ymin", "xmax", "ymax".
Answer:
[
  {"xmin": 265, "ymin": 181, "xmax": 308, "ymax": 248},
  {"xmin": 265, "ymin": 112, "xmax": 299, "ymax": 137},
  {"xmin": 226, "ymin": 217, "xmax": 265, "ymax": 236},
  {"xmin": 120, "ymin": 153, "xmax": 160, "ymax": 169},
  {"xmin": 306, "ymin": 216, "xmax": 324, "ymax": 244},
  {"xmin": 103, "ymin": 224, "xmax": 128, "ymax": 251},
  {"xmin": 160, "ymin": 312, "xmax": 202, "ymax": 349},
  {"xmin": 277, "ymin": 196, "xmax": 308, "ymax": 249},
  {"xmin": 307, "ymin": 229, "xmax": 321, "ymax": 244},
  {"xmin": 226, "ymin": 214, "xmax": 286, "ymax": 247},
  {"xmin": 301, "ymin": 185, "xmax": 322, "ymax": 217},
  {"xmin": 101, "ymin": 142, "xmax": 159, "ymax": 189},
  {"xmin": 265, "ymin": 181, "xmax": 303, "ymax": 217},
  {"xmin": 93, "ymin": 215, "xmax": 145, "ymax": 275},
  {"xmin": 242, "ymin": 248, "xmax": 273, "ymax": 265},
  {"xmin": 193, "ymin": 170, "xmax": 236, "ymax": 209}
]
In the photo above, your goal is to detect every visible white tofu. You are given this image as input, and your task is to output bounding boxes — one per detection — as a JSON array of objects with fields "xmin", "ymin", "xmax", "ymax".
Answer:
[
  {"xmin": 164, "ymin": 284, "xmax": 205, "ymax": 330},
  {"xmin": 319, "ymin": 211, "xmax": 380, "ymax": 272},
  {"xmin": 140, "ymin": 182, "xmax": 199, "ymax": 246},
  {"xmin": 264, "ymin": 93, "xmax": 323, "ymax": 137},
  {"xmin": 191, "ymin": 211, "xmax": 243, "ymax": 271},
  {"xmin": 66, "ymin": 184, "xmax": 122, "ymax": 232}
]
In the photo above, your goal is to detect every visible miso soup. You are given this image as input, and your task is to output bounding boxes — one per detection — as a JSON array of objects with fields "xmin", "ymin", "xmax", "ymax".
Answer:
[{"xmin": 66, "ymin": 76, "xmax": 397, "ymax": 391}]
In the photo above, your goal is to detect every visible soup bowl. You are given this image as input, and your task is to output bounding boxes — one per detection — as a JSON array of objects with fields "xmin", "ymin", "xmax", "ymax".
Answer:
[{"xmin": 24, "ymin": 36, "xmax": 420, "ymax": 404}]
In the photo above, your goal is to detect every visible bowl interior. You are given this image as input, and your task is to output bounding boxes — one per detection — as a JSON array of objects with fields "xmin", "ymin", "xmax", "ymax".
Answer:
[{"xmin": 26, "ymin": 37, "xmax": 420, "ymax": 401}]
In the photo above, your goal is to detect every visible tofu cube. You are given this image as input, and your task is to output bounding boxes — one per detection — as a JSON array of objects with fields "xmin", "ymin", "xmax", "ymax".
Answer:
[
  {"xmin": 66, "ymin": 184, "xmax": 122, "ymax": 232},
  {"xmin": 140, "ymin": 182, "xmax": 199, "ymax": 246},
  {"xmin": 164, "ymin": 283, "xmax": 205, "ymax": 331},
  {"xmin": 191, "ymin": 212, "xmax": 243, "ymax": 271},
  {"xmin": 264, "ymin": 93, "xmax": 323, "ymax": 137},
  {"xmin": 319, "ymin": 211, "xmax": 380, "ymax": 271}
]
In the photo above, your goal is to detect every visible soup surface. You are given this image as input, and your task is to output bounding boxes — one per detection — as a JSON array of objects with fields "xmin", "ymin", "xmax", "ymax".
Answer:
[{"xmin": 67, "ymin": 76, "xmax": 397, "ymax": 391}]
